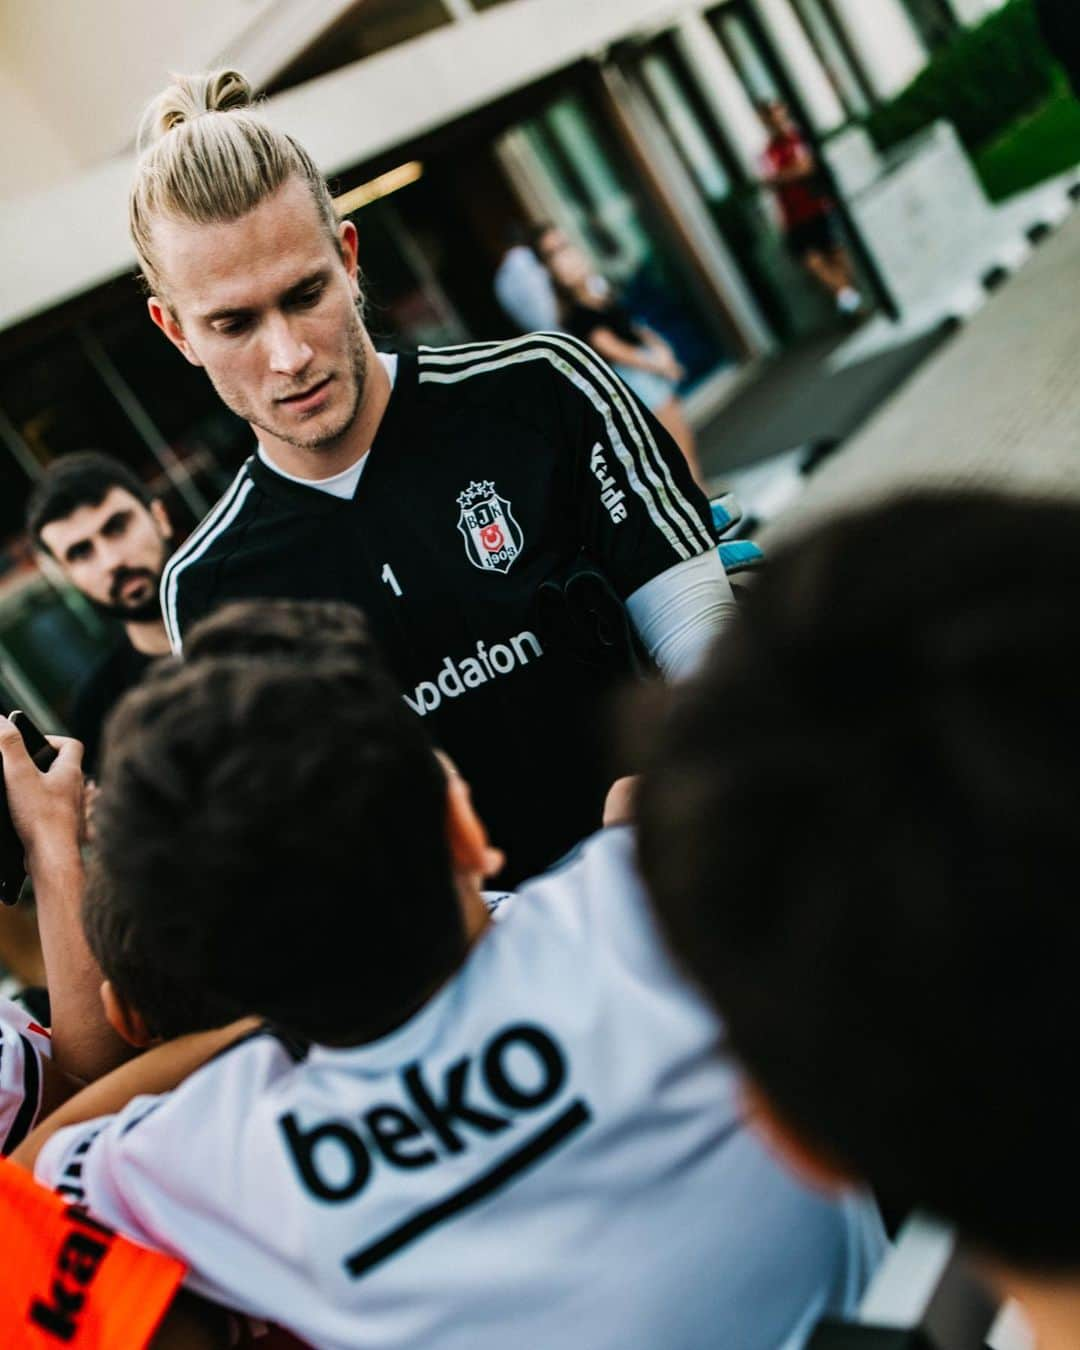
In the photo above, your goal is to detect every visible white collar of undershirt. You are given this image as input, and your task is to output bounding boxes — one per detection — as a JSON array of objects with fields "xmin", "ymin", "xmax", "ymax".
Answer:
[{"xmin": 256, "ymin": 351, "xmax": 398, "ymax": 499}]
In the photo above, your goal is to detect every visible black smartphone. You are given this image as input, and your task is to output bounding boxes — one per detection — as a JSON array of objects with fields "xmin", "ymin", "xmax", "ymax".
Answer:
[{"xmin": 0, "ymin": 710, "xmax": 60, "ymax": 906}]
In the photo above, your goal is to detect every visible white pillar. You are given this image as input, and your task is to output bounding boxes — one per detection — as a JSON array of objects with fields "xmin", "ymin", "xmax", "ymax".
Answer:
[
  {"xmin": 944, "ymin": 0, "xmax": 988, "ymax": 21},
  {"xmin": 828, "ymin": 0, "xmax": 928, "ymax": 100},
  {"xmin": 943, "ymin": 0, "xmax": 1005, "ymax": 21},
  {"xmin": 750, "ymin": 0, "xmax": 847, "ymax": 133},
  {"xmin": 673, "ymin": 10, "xmax": 769, "ymax": 179}
]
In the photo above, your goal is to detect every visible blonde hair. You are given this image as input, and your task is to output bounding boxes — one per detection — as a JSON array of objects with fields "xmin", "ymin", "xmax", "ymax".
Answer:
[{"xmin": 130, "ymin": 70, "xmax": 340, "ymax": 296}]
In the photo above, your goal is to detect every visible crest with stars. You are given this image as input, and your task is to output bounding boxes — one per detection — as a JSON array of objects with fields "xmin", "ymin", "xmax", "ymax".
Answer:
[{"xmin": 456, "ymin": 480, "xmax": 523, "ymax": 575}]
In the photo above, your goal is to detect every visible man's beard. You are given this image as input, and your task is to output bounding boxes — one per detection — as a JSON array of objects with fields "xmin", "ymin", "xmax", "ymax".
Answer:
[
  {"xmin": 90, "ymin": 565, "xmax": 166, "ymax": 624},
  {"xmin": 217, "ymin": 307, "xmax": 368, "ymax": 453}
]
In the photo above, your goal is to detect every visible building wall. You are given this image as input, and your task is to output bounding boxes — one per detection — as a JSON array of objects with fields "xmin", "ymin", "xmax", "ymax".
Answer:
[
  {"xmin": 0, "ymin": 58, "xmax": 78, "ymax": 196},
  {"xmin": 3, "ymin": 0, "xmax": 992, "ymax": 219},
  {"xmin": 944, "ymin": 0, "xmax": 1008, "ymax": 22},
  {"xmin": 0, "ymin": 0, "xmax": 1032, "ymax": 727},
  {"xmin": 0, "ymin": 0, "xmax": 952, "ymax": 331},
  {"xmin": 0, "ymin": 0, "xmax": 335, "ymax": 199}
]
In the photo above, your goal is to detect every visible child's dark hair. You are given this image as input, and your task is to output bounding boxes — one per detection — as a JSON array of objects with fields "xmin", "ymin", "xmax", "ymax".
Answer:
[
  {"xmin": 87, "ymin": 605, "xmax": 462, "ymax": 1044},
  {"xmin": 638, "ymin": 490, "xmax": 1080, "ymax": 1273}
]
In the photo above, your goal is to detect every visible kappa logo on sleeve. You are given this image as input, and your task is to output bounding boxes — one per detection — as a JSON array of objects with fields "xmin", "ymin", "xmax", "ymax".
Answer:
[
  {"xmin": 589, "ymin": 444, "xmax": 628, "ymax": 525},
  {"xmin": 278, "ymin": 1022, "xmax": 591, "ymax": 1277},
  {"xmin": 29, "ymin": 1212, "xmax": 111, "ymax": 1340},
  {"xmin": 456, "ymin": 481, "xmax": 524, "ymax": 574}
]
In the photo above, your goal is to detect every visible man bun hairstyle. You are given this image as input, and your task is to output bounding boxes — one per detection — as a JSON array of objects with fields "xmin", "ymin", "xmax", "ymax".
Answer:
[
  {"xmin": 130, "ymin": 69, "xmax": 340, "ymax": 296},
  {"xmin": 136, "ymin": 69, "xmax": 253, "ymax": 148}
]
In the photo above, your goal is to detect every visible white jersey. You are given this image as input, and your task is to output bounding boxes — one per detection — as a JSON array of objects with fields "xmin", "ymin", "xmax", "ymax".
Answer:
[
  {"xmin": 0, "ymin": 996, "xmax": 51, "ymax": 1154},
  {"xmin": 37, "ymin": 830, "xmax": 885, "ymax": 1350}
]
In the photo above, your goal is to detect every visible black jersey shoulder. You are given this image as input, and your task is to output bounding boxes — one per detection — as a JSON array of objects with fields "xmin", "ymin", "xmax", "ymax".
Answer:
[
  {"xmin": 70, "ymin": 640, "xmax": 155, "ymax": 776},
  {"xmin": 418, "ymin": 332, "xmax": 715, "ymax": 571},
  {"xmin": 160, "ymin": 459, "xmax": 269, "ymax": 650},
  {"xmin": 415, "ymin": 331, "xmax": 620, "ymax": 443}
]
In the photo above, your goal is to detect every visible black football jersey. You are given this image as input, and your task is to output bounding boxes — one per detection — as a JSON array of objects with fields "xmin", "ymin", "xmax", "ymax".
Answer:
[{"xmin": 161, "ymin": 333, "xmax": 715, "ymax": 883}]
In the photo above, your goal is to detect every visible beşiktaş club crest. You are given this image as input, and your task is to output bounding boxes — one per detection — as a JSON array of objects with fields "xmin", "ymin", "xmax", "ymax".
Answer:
[{"xmin": 456, "ymin": 480, "xmax": 523, "ymax": 574}]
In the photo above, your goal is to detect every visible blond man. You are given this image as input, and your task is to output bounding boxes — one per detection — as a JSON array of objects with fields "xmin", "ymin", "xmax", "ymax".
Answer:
[{"xmin": 136, "ymin": 72, "xmax": 735, "ymax": 884}]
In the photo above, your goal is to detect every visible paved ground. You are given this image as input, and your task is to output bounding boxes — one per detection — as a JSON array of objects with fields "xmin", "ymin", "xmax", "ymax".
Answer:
[
  {"xmin": 698, "ymin": 322, "xmax": 952, "ymax": 478},
  {"xmin": 758, "ymin": 210, "xmax": 1080, "ymax": 548}
]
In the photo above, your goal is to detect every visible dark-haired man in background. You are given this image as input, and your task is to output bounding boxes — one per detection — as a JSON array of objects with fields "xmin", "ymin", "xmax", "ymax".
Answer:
[{"xmin": 26, "ymin": 453, "xmax": 173, "ymax": 776}]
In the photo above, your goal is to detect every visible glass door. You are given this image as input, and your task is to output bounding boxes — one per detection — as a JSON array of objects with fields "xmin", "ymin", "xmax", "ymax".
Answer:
[
  {"xmin": 633, "ymin": 36, "xmax": 835, "ymax": 341},
  {"xmin": 790, "ymin": 0, "xmax": 874, "ymax": 116},
  {"xmin": 501, "ymin": 85, "xmax": 739, "ymax": 392},
  {"xmin": 899, "ymin": 0, "xmax": 959, "ymax": 52},
  {"xmin": 345, "ymin": 192, "xmax": 471, "ymax": 350}
]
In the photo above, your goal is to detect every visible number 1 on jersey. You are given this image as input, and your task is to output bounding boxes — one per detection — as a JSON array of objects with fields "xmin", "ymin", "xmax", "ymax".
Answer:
[{"xmin": 381, "ymin": 563, "xmax": 403, "ymax": 597}]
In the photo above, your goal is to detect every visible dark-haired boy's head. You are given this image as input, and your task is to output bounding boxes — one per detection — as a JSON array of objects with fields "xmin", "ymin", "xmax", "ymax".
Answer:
[
  {"xmin": 87, "ymin": 646, "xmax": 468, "ymax": 1045},
  {"xmin": 182, "ymin": 597, "xmax": 374, "ymax": 667},
  {"xmin": 637, "ymin": 491, "xmax": 1080, "ymax": 1276},
  {"xmin": 27, "ymin": 452, "xmax": 171, "ymax": 622}
]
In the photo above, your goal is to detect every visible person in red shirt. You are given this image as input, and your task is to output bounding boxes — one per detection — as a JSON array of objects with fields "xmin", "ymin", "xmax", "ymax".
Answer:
[{"xmin": 759, "ymin": 100, "xmax": 864, "ymax": 319}]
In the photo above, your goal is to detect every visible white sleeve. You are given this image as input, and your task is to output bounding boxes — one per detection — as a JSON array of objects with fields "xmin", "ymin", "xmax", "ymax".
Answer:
[
  {"xmin": 34, "ymin": 1037, "xmax": 319, "ymax": 1325},
  {"xmin": 0, "ymin": 1001, "xmax": 50, "ymax": 1154},
  {"xmin": 625, "ymin": 550, "xmax": 738, "ymax": 681},
  {"xmin": 35, "ymin": 1092, "xmax": 274, "ymax": 1316}
]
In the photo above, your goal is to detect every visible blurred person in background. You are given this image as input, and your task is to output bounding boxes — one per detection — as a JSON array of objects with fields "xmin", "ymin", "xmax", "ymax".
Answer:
[
  {"xmin": 758, "ymin": 100, "xmax": 864, "ymax": 321},
  {"xmin": 638, "ymin": 492, "xmax": 1080, "ymax": 1350},
  {"xmin": 532, "ymin": 223, "xmax": 705, "ymax": 485},
  {"xmin": 26, "ymin": 453, "xmax": 173, "ymax": 778},
  {"xmin": 493, "ymin": 227, "xmax": 559, "ymax": 333},
  {"xmin": 133, "ymin": 71, "xmax": 735, "ymax": 887}
]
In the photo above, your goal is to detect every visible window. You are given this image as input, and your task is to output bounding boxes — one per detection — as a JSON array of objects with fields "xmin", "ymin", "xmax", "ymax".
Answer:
[
  {"xmin": 900, "ymin": 0, "xmax": 959, "ymax": 51},
  {"xmin": 791, "ymin": 0, "xmax": 873, "ymax": 116},
  {"xmin": 505, "ymin": 87, "xmax": 740, "ymax": 384},
  {"xmin": 713, "ymin": 9, "xmax": 786, "ymax": 104},
  {"xmin": 710, "ymin": 0, "xmax": 873, "ymax": 121},
  {"xmin": 630, "ymin": 34, "xmax": 845, "ymax": 343},
  {"xmin": 0, "ymin": 332, "xmax": 146, "ymax": 545},
  {"xmin": 638, "ymin": 51, "xmax": 735, "ymax": 203}
]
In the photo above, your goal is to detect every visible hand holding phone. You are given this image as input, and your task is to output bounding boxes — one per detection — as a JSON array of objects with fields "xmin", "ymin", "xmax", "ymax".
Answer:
[{"xmin": 0, "ymin": 710, "xmax": 61, "ymax": 905}]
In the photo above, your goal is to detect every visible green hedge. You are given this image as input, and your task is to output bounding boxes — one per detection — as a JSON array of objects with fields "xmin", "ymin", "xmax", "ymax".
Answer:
[
  {"xmin": 865, "ymin": 0, "xmax": 1057, "ymax": 154},
  {"xmin": 974, "ymin": 74, "xmax": 1080, "ymax": 199}
]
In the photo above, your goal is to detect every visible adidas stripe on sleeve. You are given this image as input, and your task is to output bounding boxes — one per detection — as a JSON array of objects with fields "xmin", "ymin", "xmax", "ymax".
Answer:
[{"xmin": 159, "ymin": 462, "xmax": 255, "ymax": 654}]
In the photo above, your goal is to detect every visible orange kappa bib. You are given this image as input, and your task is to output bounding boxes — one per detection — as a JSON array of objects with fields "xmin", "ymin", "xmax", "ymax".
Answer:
[{"xmin": 0, "ymin": 1156, "xmax": 185, "ymax": 1348}]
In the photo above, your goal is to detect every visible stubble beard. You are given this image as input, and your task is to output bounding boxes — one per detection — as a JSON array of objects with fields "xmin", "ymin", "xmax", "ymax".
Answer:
[
  {"xmin": 218, "ymin": 307, "xmax": 369, "ymax": 454},
  {"xmin": 91, "ymin": 590, "xmax": 165, "ymax": 624},
  {"xmin": 89, "ymin": 551, "xmax": 172, "ymax": 624}
]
